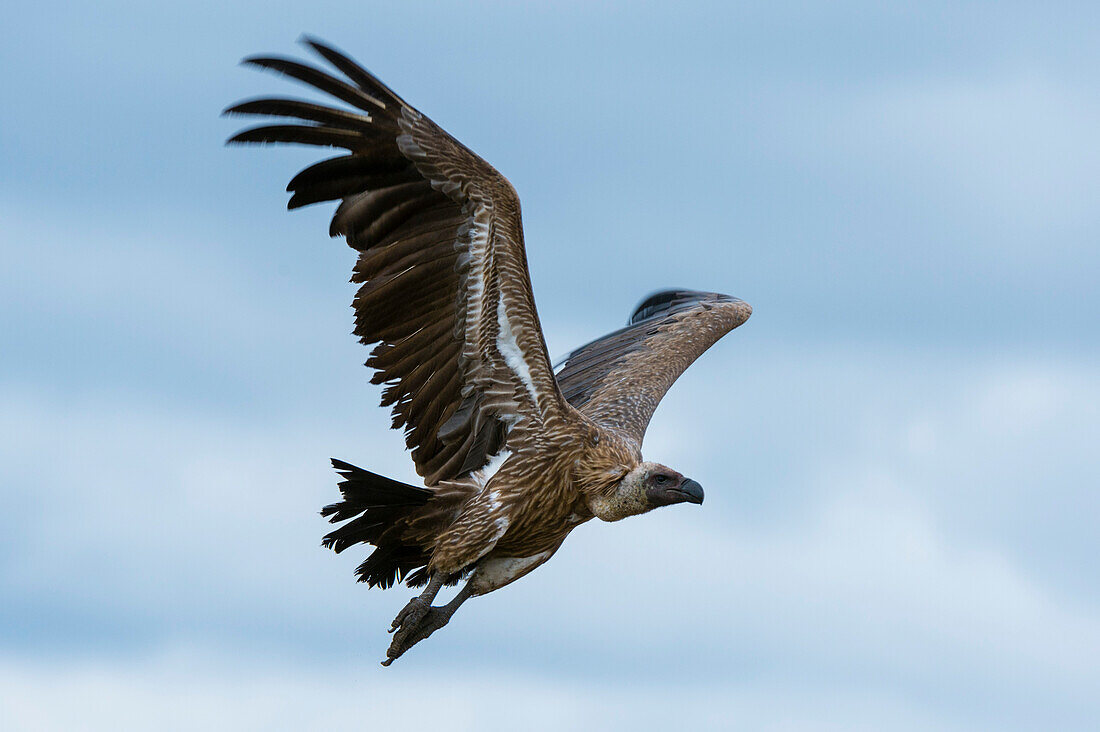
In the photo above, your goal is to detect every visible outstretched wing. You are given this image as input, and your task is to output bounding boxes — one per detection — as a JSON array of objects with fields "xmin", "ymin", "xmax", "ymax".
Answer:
[
  {"xmin": 554, "ymin": 290, "xmax": 751, "ymax": 446},
  {"xmin": 226, "ymin": 38, "xmax": 566, "ymax": 485}
]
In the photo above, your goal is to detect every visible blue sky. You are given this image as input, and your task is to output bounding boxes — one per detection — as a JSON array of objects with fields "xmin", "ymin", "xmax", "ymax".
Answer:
[{"xmin": 2, "ymin": 1, "xmax": 1098, "ymax": 729}]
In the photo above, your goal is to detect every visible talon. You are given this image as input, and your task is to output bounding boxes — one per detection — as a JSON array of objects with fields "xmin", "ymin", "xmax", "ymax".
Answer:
[
  {"xmin": 383, "ymin": 606, "xmax": 453, "ymax": 666},
  {"xmin": 380, "ymin": 579, "xmax": 469, "ymax": 666},
  {"xmin": 389, "ymin": 597, "xmax": 429, "ymax": 634}
]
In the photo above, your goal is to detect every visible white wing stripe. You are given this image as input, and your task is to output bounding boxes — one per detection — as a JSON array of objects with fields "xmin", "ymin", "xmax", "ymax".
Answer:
[
  {"xmin": 496, "ymin": 293, "xmax": 540, "ymax": 409},
  {"xmin": 477, "ymin": 448, "xmax": 512, "ymax": 485}
]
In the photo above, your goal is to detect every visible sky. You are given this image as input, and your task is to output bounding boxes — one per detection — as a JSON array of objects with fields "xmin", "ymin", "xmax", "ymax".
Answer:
[{"xmin": 2, "ymin": 1, "xmax": 1098, "ymax": 729}]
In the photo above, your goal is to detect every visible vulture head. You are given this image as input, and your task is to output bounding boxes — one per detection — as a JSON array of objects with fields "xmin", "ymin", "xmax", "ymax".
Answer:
[{"xmin": 586, "ymin": 461, "xmax": 704, "ymax": 522}]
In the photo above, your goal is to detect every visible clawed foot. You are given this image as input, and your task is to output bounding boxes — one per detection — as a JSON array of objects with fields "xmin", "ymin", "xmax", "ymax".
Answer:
[
  {"xmin": 389, "ymin": 596, "xmax": 430, "ymax": 635},
  {"xmin": 382, "ymin": 606, "xmax": 452, "ymax": 666}
]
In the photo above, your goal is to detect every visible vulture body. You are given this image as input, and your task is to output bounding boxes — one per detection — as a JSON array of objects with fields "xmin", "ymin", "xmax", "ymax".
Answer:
[{"xmin": 226, "ymin": 38, "xmax": 752, "ymax": 665}]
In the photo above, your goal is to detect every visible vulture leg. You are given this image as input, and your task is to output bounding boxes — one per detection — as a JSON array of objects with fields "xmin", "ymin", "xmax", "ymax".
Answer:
[
  {"xmin": 381, "ymin": 550, "xmax": 560, "ymax": 665},
  {"xmin": 383, "ymin": 581, "xmax": 473, "ymax": 666},
  {"xmin": 388, "ymin": 572, "xmax": 445, "ymax": 637}
]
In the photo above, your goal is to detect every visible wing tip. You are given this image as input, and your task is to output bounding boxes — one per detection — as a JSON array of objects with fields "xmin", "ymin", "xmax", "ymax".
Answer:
[
  {"xmin": 627, "ymin": 288, "xmax": 752, "ymax": 330},
  {"xmin": 628, "ymin": 289, "xmax": 723, "ymax": 324},
  {"xmin": 239, "ymin": 54, "xmax": 280, "ymax": 69},
  {"xmin": 297, "ymin": 33, "xmax": 341, "ymax": 60}
]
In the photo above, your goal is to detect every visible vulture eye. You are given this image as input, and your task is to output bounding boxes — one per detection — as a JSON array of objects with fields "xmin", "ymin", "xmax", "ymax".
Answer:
[{"xmin": 653, "ymin": 474, "xmax": 669, "ymax": 485}]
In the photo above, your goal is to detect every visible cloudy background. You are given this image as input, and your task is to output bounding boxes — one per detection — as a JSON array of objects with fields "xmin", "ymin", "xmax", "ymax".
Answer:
[{"xmin": 2, "ymin": 1, "xmax": 1098, "ymax": 729}]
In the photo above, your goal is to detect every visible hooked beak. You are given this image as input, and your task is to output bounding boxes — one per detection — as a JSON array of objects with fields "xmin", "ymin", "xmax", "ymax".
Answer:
[
  {"xmin": 672, "ymin": 478, "xmax": 705, "ymax": 505},
  {"xmin": 645, "ymin": 476, "xmax": 705, "ymax": 508}
]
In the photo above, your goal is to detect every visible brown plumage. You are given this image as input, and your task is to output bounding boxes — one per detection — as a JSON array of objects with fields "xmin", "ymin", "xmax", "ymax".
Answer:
[{"xmin": 226, "ymin": 38, "xmax": 752, "ymax": 665}]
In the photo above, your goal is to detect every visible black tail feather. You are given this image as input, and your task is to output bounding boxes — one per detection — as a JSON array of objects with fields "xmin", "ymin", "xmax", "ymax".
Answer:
[{"xmin": 322, "ymin": 459, "xmax": 433, "ymax": 589}]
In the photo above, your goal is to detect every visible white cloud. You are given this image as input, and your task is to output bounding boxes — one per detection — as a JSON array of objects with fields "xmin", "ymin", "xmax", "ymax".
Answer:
[
  {"xmin": 826, "ymin": 73, "xmax": 1099, "ymax": 249},
  {"xmin": 2, "ymin": 346, "xmax": 1098, "ymax": 729},
  {"xmin": 3, "ymin": 5, "xmax": 1097, "ymax": 728},
  {"xmin": 0, "ymin": 648, "xmax": 995, "ymax": 732}
]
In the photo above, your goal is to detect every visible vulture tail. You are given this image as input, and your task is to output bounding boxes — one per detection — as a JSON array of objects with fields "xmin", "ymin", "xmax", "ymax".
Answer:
[{"xmin": 321, "ymin": 459, "xmax": 433, "ymax": 589}]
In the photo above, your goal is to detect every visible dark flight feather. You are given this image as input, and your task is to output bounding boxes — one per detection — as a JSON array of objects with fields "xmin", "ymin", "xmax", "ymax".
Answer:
[
  {"xmin": 242, "ymin": 56, "xmax": 390, "ymax": 115},
  {"xmin": 229, "ymin": 40, "xmax": 569, "ymax": 486},
  {"xmin": 230, "ymin": 40, "xmax": 752, "ymax": 603},
  {"xmin": 555, "ymin": 290, "xmax": 752, "ymax": 444}
]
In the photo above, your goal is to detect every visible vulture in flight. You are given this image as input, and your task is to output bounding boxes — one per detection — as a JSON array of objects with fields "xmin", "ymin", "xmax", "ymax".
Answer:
[{"xmin": 226, "ymin": 38, "xmax": 752, "ymax": 665}]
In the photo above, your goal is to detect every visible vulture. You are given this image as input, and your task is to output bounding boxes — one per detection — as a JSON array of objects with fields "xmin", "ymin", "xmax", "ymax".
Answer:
[{"xmin": 226, "ymin": 38, "xmax": 752, "ymax": 665}]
